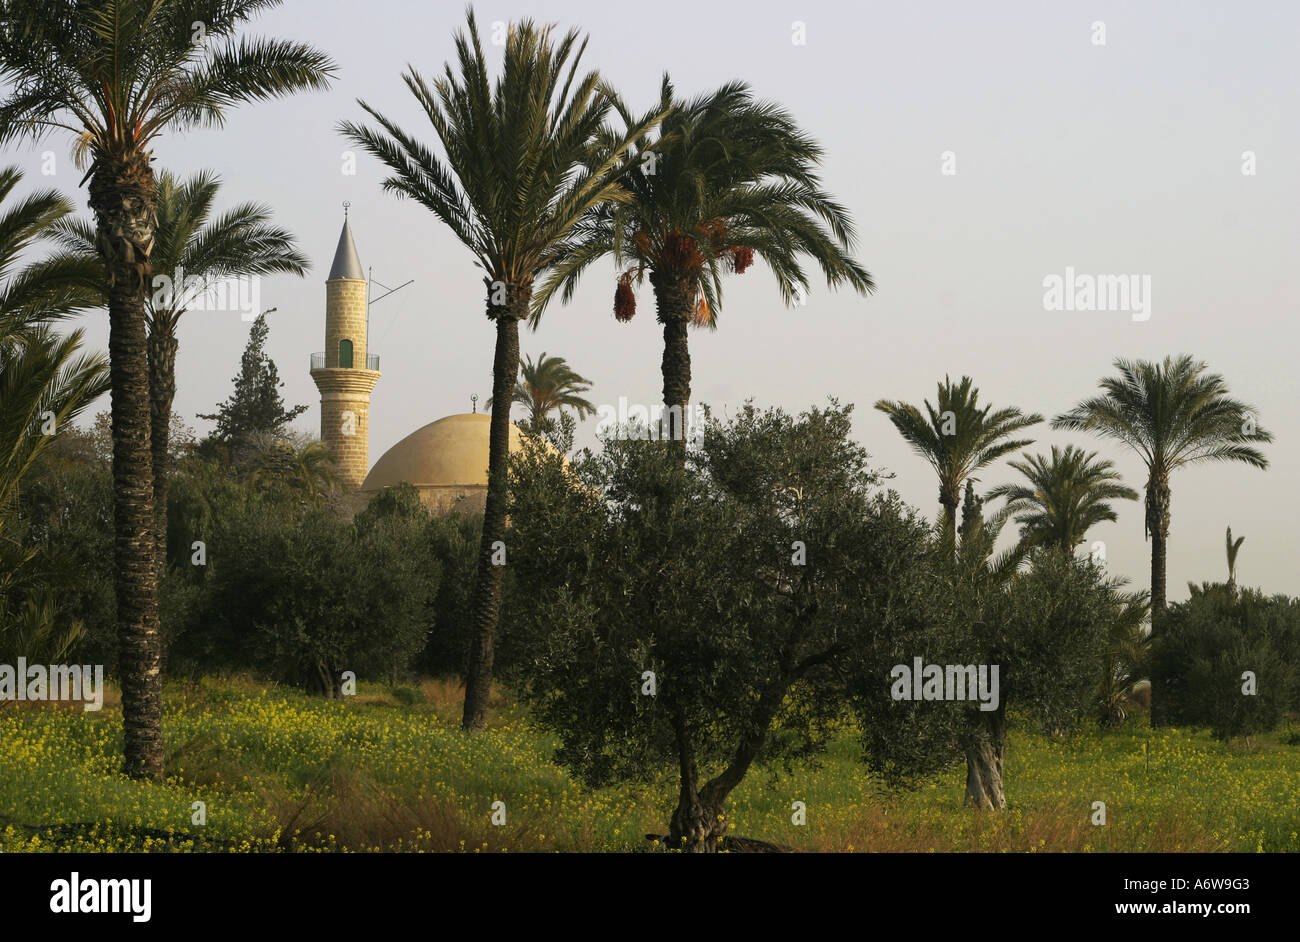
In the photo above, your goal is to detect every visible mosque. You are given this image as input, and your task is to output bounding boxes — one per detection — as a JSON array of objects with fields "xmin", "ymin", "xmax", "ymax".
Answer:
[{"xmin": 309, "ymin": 215, "xmax": 526, "ymax": 513}]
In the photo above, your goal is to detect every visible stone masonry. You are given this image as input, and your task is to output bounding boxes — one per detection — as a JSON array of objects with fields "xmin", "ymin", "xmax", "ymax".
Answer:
[{"xmin": 310, "ymin": 224, "xmax": 380, "ymax": 491}]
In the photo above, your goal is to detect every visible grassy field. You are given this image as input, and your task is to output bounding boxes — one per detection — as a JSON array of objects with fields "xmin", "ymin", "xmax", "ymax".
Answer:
[{"xmin": 2, "ymin": 676, "xmax": 1298, "ymax": 853}]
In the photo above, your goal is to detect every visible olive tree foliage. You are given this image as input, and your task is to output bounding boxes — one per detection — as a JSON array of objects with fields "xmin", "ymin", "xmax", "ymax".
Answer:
[
  {"xmin": 503, "ymin": 401, "xmax": 933, "ymax": 851},
  {"xmin": 352, "ymin": 482, "xmax": 491, "ymax": 678},
  {"xmin": 175, "ymin": 497, "xmax": 435, "ymax": 695},
  {"xmin": 851, "ymin": 506, "xmax": 1122, "ymax": 809}
]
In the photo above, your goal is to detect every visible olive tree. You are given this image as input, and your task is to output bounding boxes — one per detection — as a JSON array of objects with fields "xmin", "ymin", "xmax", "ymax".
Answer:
[
  {"xmin": 503, "ymin": 401, "xmax": 933, "ymax": 851},
  {"xmin": 852, "ymin": 496, "xmax": 1120, "ymax": 809}
]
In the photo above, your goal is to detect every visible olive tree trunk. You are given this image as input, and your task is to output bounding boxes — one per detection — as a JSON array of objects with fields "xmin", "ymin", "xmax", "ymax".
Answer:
[
  {"xmin": 462, "ymin": 283, "xmax": 529, "ymax": 732},
  {"xmin": 88, "ymin": 151, "xmax": 164, "ymax": 780},
  {"xmin": 667, "ymin": 683, "xmax": 787, "ymax": 852},
  {"xmin": 667, "ymin": 713, "xmax": 725, "ymax": 852},
  {"xmin": 963, "ymin": 710, "xmax": 1007, "ymax": 810}
]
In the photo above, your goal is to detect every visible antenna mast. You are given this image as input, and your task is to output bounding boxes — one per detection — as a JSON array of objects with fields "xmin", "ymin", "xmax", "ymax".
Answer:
[{"xmin": 367, "ymin": 264, "xmax": 415, "ymax": 343}]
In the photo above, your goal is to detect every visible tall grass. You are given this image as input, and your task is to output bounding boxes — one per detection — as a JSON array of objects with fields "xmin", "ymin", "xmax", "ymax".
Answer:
[{"xmin": 2, "ymin": 677, "xmax": 1296, "ymax": 852}]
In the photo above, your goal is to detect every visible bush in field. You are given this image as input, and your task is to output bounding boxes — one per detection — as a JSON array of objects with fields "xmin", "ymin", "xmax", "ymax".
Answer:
[
  {"xmin": 353, "ymin": 483, "xmax": 487, "ymax": 678},
  {"xmin": 190, "ymin": 505, "xmax": 435, "ymax": 695},
  {"xmin": 15, "ymin": 436, "xmax": 116, "ymax": 666},
  {"xmin": 18, "ymin": 433, "xmax": 329, "ymax": 670},
  {"xmin": 1155, "ymin": 584, "xmax": 1300, "ymax": 741},
  {"xmin": 424, "ymin": 510, "xmax": 487, "ymax": 677},
  {"xmin": 24, "ymin": 443, "xmax": 453, "ymax": 687}
]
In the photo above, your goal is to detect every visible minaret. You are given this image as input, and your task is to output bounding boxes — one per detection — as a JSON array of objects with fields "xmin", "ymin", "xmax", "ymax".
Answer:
[{"xmin": 310, "ymin": 210, "xmax": 380, "ymax": 490}]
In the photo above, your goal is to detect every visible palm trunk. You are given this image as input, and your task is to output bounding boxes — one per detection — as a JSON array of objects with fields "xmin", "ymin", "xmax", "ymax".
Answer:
[
  {"xmin": 88, "ymin": 152, "xmax": 163, "ymax": 780},
  {"xmin": 462, "ymin": 283, "xmax": 529, "ymax": 732},
  {"xmin": 652, "ymin": 269, "xmax": 695, "ymax": 459},
  {"xmin": 1146, "ymin": 479, "xmax": 1171, "ymax": 727},
  {"xmin": 147, "ymin": 321, "xmax": 177, "ymax": 575},
  {"xmin": 940, "ymin": 485, "xmax": 959, "ymax": 546}
]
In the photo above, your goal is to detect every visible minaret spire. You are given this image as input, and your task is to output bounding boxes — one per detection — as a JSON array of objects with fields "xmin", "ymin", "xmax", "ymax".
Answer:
[
  {"xmin": 329, "ymin": 208, "xmax": 365, "ymax": 281},
  {"xmin": 310, "ymin": 209, "xmax": 380, "ymax": 492}
]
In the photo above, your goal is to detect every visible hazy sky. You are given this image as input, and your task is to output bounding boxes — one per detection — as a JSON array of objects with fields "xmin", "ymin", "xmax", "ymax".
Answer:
[{"xmin": 8, "ymin": 1, "xmax": 1298, "ymax": 600}]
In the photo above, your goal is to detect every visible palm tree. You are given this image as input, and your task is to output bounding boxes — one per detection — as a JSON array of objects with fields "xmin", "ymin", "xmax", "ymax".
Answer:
[
  {"xmin": 246, "ymin": 435, "xmax": 338, "ymax": 500},
  {"xmin": 535, "ymin": 76, "xmax": 874, "ymax": 453},
  {"xmin": 487, "ymin": 351, "xmax": 595, "ymax": 432},
  {"xmin": 0, "ymin": 323, "xmax": 108, "ymax": 513},
  {"xmin": 1054, "ymin": 355, "xmax": 1271, "ymax": 725},
  {"xmin": 1225, "ymin": 526, "xmax": 1244, "ymax": 596},
  {"xmin": 0, "ymin": 167, "xmax": 102, "ymax": 332},
  {"xmin": 987, "ymin": 445, "xmax": 1138, "ymax": 556},
  {"xmin": 339, "ymin": 11, "xmax": 664, "ymax": 731},
  {"xmin": 875, "ymin": 376, "xmax": 1043, "ymax": 544},
  {"xmin": 0, "ymin": 0, "xmax": 335, "ymax": 778},
  {"xmin": 1096, "ymin": 588, "xmax": 1151, "ymax": 728},
  {"xmin": 53, "ymin": 168, "xmax": 308, "ymax": 569},
  {"xmin": 0, "ymin": 170, "xmax": 109, "ymax": 515},
  {"xmin": 0, "ymin": 166, "xmax": 108, "ymax": 665}
]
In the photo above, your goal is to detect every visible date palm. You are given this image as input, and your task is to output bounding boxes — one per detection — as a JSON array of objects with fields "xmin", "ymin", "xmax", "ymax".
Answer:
[
  {"xmin": 339, "ymin": 10, "xmax": 664, "ymax": 731},
  {"xmin": 0, "ymin": 0, "xmax": 334, "ymax": 777},
  {"xmin": 0, "ymin": 324, "xmax": 108, "ymax": 650},
  {"xmin": 0, "ymin": 166, "xmax": 108, "ymax": 663},
  {"xmin": 987, "ymin": 445, "xmax": 1138, "ymax": 556},
  {"xmin": 0, "ymin": 167, "xmax": 109, "ymax": 514},
  {"xmin": 875, "ymin": 376, "xmax": 1043, "ymax": 545},
  {"xmin": 1095, "ymin": 588, "xmax": 1151, "ymax": 728},
  {"xmin": 487, "ymin": 351, "xmax": 595, "ymax": 433},
  {"xmin": 246, "ymin": 435, "xmax": 339, "ymax": 500},
  {"xmin": 535, "ymin": 76, "xmax": 874, "ymax": 453},
  {"xmin": 1054, "ymin": 355, "xmax": 1271, "ymax": 725},
  {"xmin": 53, "ymin": 168, "xmax": 308, "ymax": 570},
  {"xmin": 0, "ymin": 167, "xmax": 102, "ymax": 332}
]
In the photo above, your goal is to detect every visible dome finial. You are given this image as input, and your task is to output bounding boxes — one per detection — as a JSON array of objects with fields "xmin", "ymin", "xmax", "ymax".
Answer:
[
  {"xmin": 471, "ymin": 394, "xmax": 479, "ymax": 414},
  {"xmin": 343, "ymin": 200, "xmax": 350, "ymax": 218}
]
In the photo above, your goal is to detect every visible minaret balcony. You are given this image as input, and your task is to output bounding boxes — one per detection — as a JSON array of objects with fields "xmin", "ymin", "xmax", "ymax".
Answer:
[{"xmin": 311, "ymin": 351, "xmax": 380, "ymax": 371}]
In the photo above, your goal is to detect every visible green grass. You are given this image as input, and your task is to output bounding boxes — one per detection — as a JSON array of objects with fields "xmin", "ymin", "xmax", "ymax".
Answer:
[{"xmin": 2, "ymin": 676, "xmax": 1297, "ymax": 852}]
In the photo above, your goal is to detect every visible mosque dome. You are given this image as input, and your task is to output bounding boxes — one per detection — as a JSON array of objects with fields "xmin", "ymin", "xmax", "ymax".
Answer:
[{"xmin": 359, "ymin": 412, "xmax": 527, "ymax": 514}]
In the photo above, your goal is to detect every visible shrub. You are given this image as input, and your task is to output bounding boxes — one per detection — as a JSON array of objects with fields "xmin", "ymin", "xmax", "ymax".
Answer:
[
  {"xmin": 185, "ymin": 505, "xmax": 436, "ymax": 695},
  {"xmin": 422, "ymin": 510, "xmax": 487, "ymax": 677},
  {"xmin": 1155, "ymin": 585, "xmax": 1300, "ymax": 740}
]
